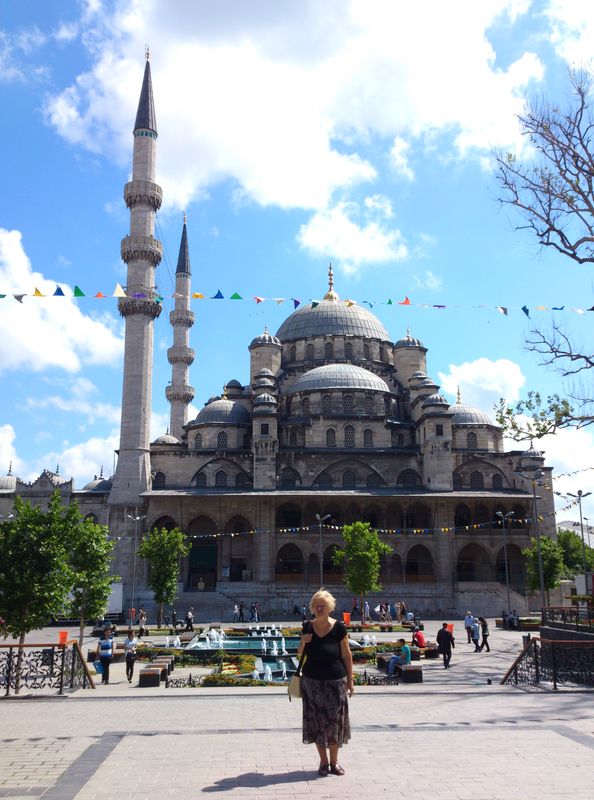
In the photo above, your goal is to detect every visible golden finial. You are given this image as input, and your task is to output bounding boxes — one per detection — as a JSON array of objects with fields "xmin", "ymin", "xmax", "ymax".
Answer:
[
  {"xmin": 145, "ymin": 44, "xmax": 151, "ymax": 61},
  {"xmin": 456, "ymin": 386, "xmax": 461, "ymax": 404},
  {"xmin": 223, "ymin": 385, "xmax": 228, "ymax": 399},
  {"xmin": 323, "ymin": 261, "xmax": 340, "ymax": 302}
]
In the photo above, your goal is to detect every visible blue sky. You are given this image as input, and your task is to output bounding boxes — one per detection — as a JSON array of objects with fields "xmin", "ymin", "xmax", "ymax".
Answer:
[{"xmin": 0, "ymin": 0, "xmax": 593, "ymax": 525}]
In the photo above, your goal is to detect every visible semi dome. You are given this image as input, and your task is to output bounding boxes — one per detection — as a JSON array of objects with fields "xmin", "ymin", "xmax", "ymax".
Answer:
[
  {"xmin": 451, "ymin": 403, "xmax": 496, "ymax": 426},
  {"xmin": 82, "ymin": 474, "xmax": 114, "ymax": 492},
  {"xmin": 287, "ymin": 364, "xmax": 390, "ymax": 394},
  {"xmin": 153, "ymin": 433, "xmax": 180, "ymax": 444},
  {"xmin": 394, "ymin": 331, "xmax": 425, "ymax": 349},
  {"xmin": 192, "ymin": 398, "xmax": 251, "ymax": 425},
  {"xmin": 276, "ymin": 299, "xmax": 389, "ymax": 343}
]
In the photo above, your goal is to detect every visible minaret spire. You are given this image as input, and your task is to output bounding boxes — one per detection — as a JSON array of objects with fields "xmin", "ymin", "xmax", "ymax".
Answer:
[
  {"xmin": 166, "ymin": 214, "xmax": 195, "ymax": 439},
  {"xmin": 110, "ymin": 54, "xmax": 163, "ymax": 505},
  {"xmin": 323, "ymin": 261, "xmax": 339, "ymax": 301}
]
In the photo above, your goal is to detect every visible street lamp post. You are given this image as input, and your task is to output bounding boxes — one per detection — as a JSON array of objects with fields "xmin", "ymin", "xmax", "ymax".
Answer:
[
  {"xmin": 315, "ymin": 514, "xmax": 331, "ymax": 587},
  {"xmin": 515, "ymin": 469, "xmax": 546, "ymax": 611},
  {"xmin": 567, "ymin": 490, "xmax": 592, "ymax": 590},
  {"xmin": 126, "ymin": 513, "xmax": 146, "ymax": 628},
  {"xmin": 496, "ymin": 510, "xmax": 514, "ymax": 613}
]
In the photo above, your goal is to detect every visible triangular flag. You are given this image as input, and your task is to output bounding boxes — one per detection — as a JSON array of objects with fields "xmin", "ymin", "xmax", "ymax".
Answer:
[
  {"xmin": 363, "ymin": 300, "xmax": 374, "ymax": 308},
  {"xmin": 212, "ymin": 290, "xmax": 224, "ymax": 299},
  {"xmin": 74, "ymin": 285, "xmax": 85, "ymax": 297},
  {"xmin": 33, "ymin": 288, "xmax": 45, "ymax": 297},
  {"xmin": 386, "ymin": 298, "xmax": 393, "ymax": 305},
  {"xmin": 95, "ymin": 292, "xmax": 106, "ymax": 298},
  {"xmin": 155, "ymin": 295, "xmax": 164, "ymax": 304},
  {"xmin": 274, "ymin": 298, "xmax": 285, "ymax": 305},
  {"xmin": 521, "ymin": 305, "xmax": 530, "ymax": 318},
  {"xmin": 311, "ymin": 301, "xmax": 319, "ymax": 308},
  {"xmin": 292, "ymin": 298, "xmax": 301, "ymax": 308},
  {"xmin": 399, "ymin": 296, "xmax": 410, "ymax": 305},
  {"xmin": 346, "ymin": 300, "xmax": 355, "ymax": 307},
  {"xmin": 589, "ymin": 306, "xmax": 594, "ymax": 312},
  {"xmin": 496, "ymin": 306, "xmax": 508, "ymax": 316},
  {"xmin": 113, "ymin": 283, "xmax": 127, "ymax": 297},
  {"xmin": 535, "ymin": 305, "xmax": 548, "ymax": 311},
  {"xmin": 230, "ymin": 292, "xmax": 243, "ymax": 300},
  {"xmin": 192, "ymin": 292, "xmax": 204, "ymax": 299},
  {"xmin": 53, "ymin": 286, "xmax": 65, "ymax": 296},
  {"xmin": 552, "ymin": 305, "xmax": 565, "ymax": 310},
  {"xmin": 254, "ymin": 296, "xmax": 264, "ymax": 304},
  {"xmin": 13, "ymin": 295, "xmax": 25, "ymax": 303},
  {"xmin": 0, "ymin": 294, "xmax": 5, "ymax": 299},
  {"xmin": 433, "ymin": 304, "xmax": 446, "ymax": 309}
]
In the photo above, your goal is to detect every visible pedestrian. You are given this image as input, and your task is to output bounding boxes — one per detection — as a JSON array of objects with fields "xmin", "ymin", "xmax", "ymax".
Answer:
[
  {"xmin": 233, "ymin": 603, "xmax": 239, "ymax": 622},
  {"xmin": 138, "ymin": 606, "xmax": 147, "ymax": 638},
  {"xmin": 95, "ymin": 627, "xmax": 114, "ymax": 684},
  {"xmin": 436, "ymin": 622, "xmax": 455, "ymax": 669},
  {"xmin": 124, "ymin": 629, "xmax": 138, "ymax": 683},
  {"xmin": 471, "ymin": 617, "xmax": 481, "ymax": 652},
  {"xmin": 171, "ymin": 608, "xmax": 177, "ymax": 630},
  {"xmin": 478, "ymin": 616, "xmax": 490, "ymax": 652},
  {"xmin": 254, "ymin": 601, "xmax": 260, "ymax": 623},
  {"xmin": 502, "ymin": 610, "xmax": 509, "ymax": 630},
  {"xmin": 364, "ymin": 600, "xmax": 371, "ymax": 622},
  {"xmin": 302, "ymin": 604, "xmax": 308, "ymax": 622},
  {"xmin": 298, "ymin": 589, "xmax": 353, "ymax": 777},
  {"xmin": 385, "ymin": 602, "xmax": 393, "ymax": 622},
  {"xmin": 250, "ymin": 601, "xmax": 256, "ymax": 622},
  {"xmin": 185, "ymin": 607, "xmax": 194, "ymax": 631},
  {"xmin": 293, "ymin": 603, "xmax": 300, "ymax": 617},
  {"xmin": 464, "ymin": 610, "xmax": 474, "ymax": 643},
  {"xmin": 238, "ymin": 601, "xmax": 244, "ymax": 622}
]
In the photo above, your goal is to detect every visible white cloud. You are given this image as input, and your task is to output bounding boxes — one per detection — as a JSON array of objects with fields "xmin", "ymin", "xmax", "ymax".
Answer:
[
  {"xmin": 414, "ymin": 270, "xmax": 442, "ymax": 291},
  {"xmin": 43, "ymin": 0, "xmax": 545, "ymax": 211},
  {"xmin": 438, "ymin": 357, "xmax": 526, "ymax": 412},
  {"xmin": 0, "ymin": 228, "xmax": 124, "ymax": 374},
  {"xmin": 544, "ymin": 1, "xmax": 594, "ymax": 66},
  {"xmin": 389, "ymin": 137, "xmax": 414, "ymax": 181},
  {"xmin": 297, "ymin": 197, "xmax": 408, "ymax": 276},
  {"xmin": 0, "ymin": 424, "xmax": 25, "ymax": 477},
  {"xmin": 36, "ymin": 432, "xmax": 120, "ymax": 488},
  {"xmin": 24, "ymin": 377, "xmax": 121, "ymax": 426}
]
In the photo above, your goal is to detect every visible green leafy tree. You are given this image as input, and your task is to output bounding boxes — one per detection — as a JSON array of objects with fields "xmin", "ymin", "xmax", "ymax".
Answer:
[
  {"xmin": 0, "ymin": 494, "xmax": 73, "ymax": 693},
  {"xmin": 333, "ymin": 521, "xmax": 392, "ymax": 622},
  {"xmin": 69, "ymin": 516, "xmax": 116, "ymax": 646},
  {"xmin": 556, "ymin": 528, "xmax": 594, "ymax": 577},
  {"xmin": 522, "ymin": 536, "xmax": 564, "ymax": 603},
  {"xmin": 137, "ymin": 527, "xmax": 190, "ymax": 627}
]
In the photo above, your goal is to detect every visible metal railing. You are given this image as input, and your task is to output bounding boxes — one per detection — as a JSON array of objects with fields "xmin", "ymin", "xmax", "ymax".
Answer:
[
  {"xmin": 0, "ymin": 640, "xmax": 95, "ymax": 696},
  {"xmin": 501, "ymin": 636, "xmax": 594, "ymax": 689},
  {"xmin": 542, "ymin": 605, "xmax": 594, "ymax": 633}
]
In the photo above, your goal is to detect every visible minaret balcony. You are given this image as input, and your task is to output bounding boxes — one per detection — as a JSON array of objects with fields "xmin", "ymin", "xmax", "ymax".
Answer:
[
  {"xmin": 118, "ymin": 296, "xmax": 163, "ymax": 319},
  {"xmin": 166, "ymin": 384, "xmax": 195, "ymax": 404},
  {"xmin": 121, "ymin": 235, "xmax": 163, "ymax": 267},
  {"xmin": 170, "ymin": 309, "xmax": 195, "ymax": 328},
  {"xmin": 124, "ymin": 179, "xmax": 163, "ymax": 211},
  {"xmin": 167, "ymin": 346, "xmax": 195, "ymax": 365}
]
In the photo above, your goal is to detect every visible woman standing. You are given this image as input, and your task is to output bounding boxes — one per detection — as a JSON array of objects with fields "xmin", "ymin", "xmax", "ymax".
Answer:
[
  {"xmin": 478, "ymin": 616, "xmax": 491, "ymax": 652},
  {"xmin": 95, "ymin": 628, "xmax": 114, "ymax": 685},
  {"xmin": 298, "ymin": 589, "xmax": 354, "ymax": 777},
  {"xmin": 124, "ymin": 629, "xmax": 138, "ymax": 683}
]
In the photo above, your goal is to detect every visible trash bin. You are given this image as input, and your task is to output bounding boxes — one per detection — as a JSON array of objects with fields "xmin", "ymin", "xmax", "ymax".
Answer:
[
  {"xmin": 446, "ymin": 623, "xmax": 454, "ymax": 636},
  {"xmin": 58, "ymin": 631, "xmax": 68, "ymax": 645},
  {"xmin": 342, "ymin": 612, "xmax": 351, "ymax": 625}
]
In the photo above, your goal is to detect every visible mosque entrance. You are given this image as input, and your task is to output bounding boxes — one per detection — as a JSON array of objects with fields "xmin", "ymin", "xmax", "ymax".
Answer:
[{"xmin": 188, "ymin": 542, "xmax": 217, "ymax": 590}]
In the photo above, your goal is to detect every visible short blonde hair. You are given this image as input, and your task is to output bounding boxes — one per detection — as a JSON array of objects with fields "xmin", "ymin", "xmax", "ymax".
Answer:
[{"xmin": 309, "ymin": 588, "xmax": 336, "ymax": 613}]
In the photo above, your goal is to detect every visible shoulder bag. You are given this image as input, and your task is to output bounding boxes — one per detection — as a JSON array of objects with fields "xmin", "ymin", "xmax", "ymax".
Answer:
[{"xmin": 288, "ymin": 624, "xmax": 310, "ymax": 702}]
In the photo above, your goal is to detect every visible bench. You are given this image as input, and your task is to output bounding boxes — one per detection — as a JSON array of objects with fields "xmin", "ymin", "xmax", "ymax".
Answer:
[
  {"xmin": 423, "ymin": 646, "xmax": 439, "ymax": 659},
  {"xmin": 365, "ymin": 673, "xmax": 399, "ymax": 686},
  {"xmin": 138, "ymin": 668, "xmax": 161, "ymax": 688},
  {"xmin": 400, "ymin": 665, "xmax": 423, "ymax": 683}
]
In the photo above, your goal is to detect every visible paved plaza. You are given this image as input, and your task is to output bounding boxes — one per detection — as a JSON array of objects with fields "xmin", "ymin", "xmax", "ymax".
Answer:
[{"xmin": 1, "ymin": 621, "xmax": 593, "ymax": 800}]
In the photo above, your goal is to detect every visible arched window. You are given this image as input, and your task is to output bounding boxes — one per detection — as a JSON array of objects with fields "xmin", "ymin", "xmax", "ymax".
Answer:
[
  {"xmin": 322, "ymin": 394, "xmax": 332, "ymax": 415},
  {"xmin": 215, "ymin": 470, "xmax": 227, "ymax": 487},
  {"xmin": 326, "ymin": 428, "xmax": 336, "ymax": 447},
  {"xmin": 467, "ymin": 431, "xmax": 478, "ymax": 449},
  {"xmin": 343, "ymin": 394, "xmax": 354, "ymax": 413},
  {"xmin": 290, "ymin": 345, "xmax": 296, "ymax": 362},
  {"xmin": 316, "ymin": 472, "xmax": 333, "ymax": 489},
  {"xmin": 344, "ymin": 425, "xmax": 355, "ymax": 447},
  {"xmin": 302, "ymin": 397, "xmax": 310, "ymax": 416},
  {"xmin": 324, "ymin": 341, "xmax": 334, "ymax": 359},
  {"xmin": 342, "ymin": 470, "xmax": 356, "ymax": 489},
  {"xmin": 289, "ymin": 431, "xmax": 297, "ymax": 447},
  {"xmin": 492, "ymin": 473, "xmax": 503, "ymax": 490},
  {"xmin": 379, "ymin": 346, "xmax": 385, "ymax": 362},
  {"xmin": 345, "ymin": 341, "xmax": 353, "ymax": 360},
  {"xmin": 306, "ymin": 343, "xmax": 314, "ymax": 361},
  {"xmin": 470, "ymin": 471, "xmax": 484, "ymax": 490},
  {"xmin": 280, "ymin": 467, "xmax": 301, "ymax": 488},
  {"xmin": 195, "ymin": 433, "xmax": 202, "ymax": 449},
  {"xmin": 153, "ymin": 471, "xmax": 165, "ymax": 489},
  {"xmin": 235, "ymin": 473, "xmax": 247, "ymax": 488},
  {"xmin": 217, "ymin": 431, "xmax": 228, "ymax": 449},
  {"xmin": 195, "ymin": 472, "xmax": 207, "ymax": 487},
  {"xmin": 397, "ymin": 469, "xmax": 422, "ymax": 488},
  {"xmin": 454, "ymin": 504, "xmax": 472, "ymax": 527},
  {"xmin": 364, "ymin": 395, "xmax": 374, "ymax": 415},
  {"xmin": 363, "ymin": 428, "xmax": 373, "ymax": 447},
  {"xmin": 453, "ymin": 473, "xmax": 463, "ymax": 490},
  {"xmin": 275, "ymin": 543, "xmax": 304, "ymax": 576},
  {"xmin": 363, "ymin": 343, "xmax": 370, "ymax": 359},
  {"xmin": 84, "ymin": 513, "xmax": 98, "ymax": 523},
  {"xmin": 474, "ymin": 504, "xmax": 490, "ymax": 524}
]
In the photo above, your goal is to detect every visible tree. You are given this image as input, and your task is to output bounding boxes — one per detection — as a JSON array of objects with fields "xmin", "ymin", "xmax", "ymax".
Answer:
[
  {"xmin": 332, "ymin": 522, "xmax": 392, "ymax": 622},
  {"xmin": 0, "ymin": 494, "xmax": 73, "ymax": 693},
  {"xmin": 495, "ymin": 69, "xmax": 594, "ymax": 435},
  {"xmin": 522, "ymin": 536, "xmax": 564, "ymax": 602},
  {"xmin": 137, "ymin": 526, "xmax": 190, "ymax": 627},
  {"xmin": 556, "ymin": 527, "xmax": 594, "ymax": 577},
  {"xmin": 69, "ymin": 516, "xmax": 116, "ymax": 646}
]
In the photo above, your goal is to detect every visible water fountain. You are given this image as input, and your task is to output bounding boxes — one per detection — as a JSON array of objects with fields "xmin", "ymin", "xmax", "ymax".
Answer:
[
  {"xmin": 281, "ymin": 661, "xmax": 287, "ymax": 680},
  {"xmin": 251, "ymin": 668, "xmax": 260, "ymax": 680},
  {"xmin": 261, "ymin": 639, "xmax": 267, "ymax": 653},
  {"xmin": 264, "ymin": 665, "xmax": 273, "ymax": 682},
  {"xmin": 371, "ymin": 635, "xmax": 377, "ymax": 647},
  {"xmin": 363, "ymin": 634, "xmax": 371, "ymax": 647},
  {"xmin": 281, "ymin": 637, "xmax": 287, "ymax": 655},
  {"xmin": 271, "ymin": 641, "xmax": 278, "ymax": 656}
]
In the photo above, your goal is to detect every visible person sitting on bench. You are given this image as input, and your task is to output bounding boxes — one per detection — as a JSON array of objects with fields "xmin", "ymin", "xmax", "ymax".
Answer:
[
  {"xmin": 387, "ymin": 639, "xmax": 411, "ymax": 675},
  {"xmin": 411, "ymin": 627, "xmax": 426, "ymax": 648}
]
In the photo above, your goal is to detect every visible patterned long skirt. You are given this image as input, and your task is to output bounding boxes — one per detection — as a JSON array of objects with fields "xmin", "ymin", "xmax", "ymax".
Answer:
[{"xmin": 301, "ymin": 675, "xmax": 351, "ymax": 747}]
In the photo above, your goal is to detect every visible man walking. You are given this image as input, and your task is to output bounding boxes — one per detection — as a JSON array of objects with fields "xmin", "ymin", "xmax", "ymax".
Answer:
[
  {"xmin": 436, "ymin": 622, "xmax": 455, "ymax": 669},
  {"xmin": 464, "ymin": 610, "xmax": 474, "ymax": 643},
  {"xmin": 185, "ymin": 607, "xmax": 194, "ymax": 631}
]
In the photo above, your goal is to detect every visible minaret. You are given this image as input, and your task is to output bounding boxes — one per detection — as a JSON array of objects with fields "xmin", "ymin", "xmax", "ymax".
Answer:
[
  {"xmin": 166, "ymin": 214, "xmax": 195, "ymax": 438},
  {"xmin": 110, "ymin": 50, "xmax": 163, "ymax": 505}
]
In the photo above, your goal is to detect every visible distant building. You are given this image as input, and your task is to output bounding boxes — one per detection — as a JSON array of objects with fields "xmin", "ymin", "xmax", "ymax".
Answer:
[{"xmin": 0, "ymin": 55, "xmax": 556, "ymax": 617}]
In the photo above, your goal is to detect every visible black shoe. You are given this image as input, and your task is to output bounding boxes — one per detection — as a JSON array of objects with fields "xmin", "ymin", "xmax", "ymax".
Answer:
[{"xmin": 318, "ymin": 764, "xmax": 330, "ymax": 776}]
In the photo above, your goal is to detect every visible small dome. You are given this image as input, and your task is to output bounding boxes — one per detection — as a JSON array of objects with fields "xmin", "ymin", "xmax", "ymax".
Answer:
[
  {"xmin": 521, "ymin": 443, "xmax": 542, "ymax": 459},
  {"xmin": 226, "ymin": 379, "xmax": 242, "ymax": 388},
  {"xmin": 0, "ymin": 473, "xmax": 17, "ymax": 491},
  {"xmin": 417, "ymin": 378, "xmax": 437, "ymax": 388},
  {"xmin": 82, "ymin": 474, "xmax": 114, "ymax": 492},
  {"xmin": 451, "ymin": 403, "xmax": 496, "ymax": 426},
  {"xmin": 394, "ymin": 331, "xmax": 425, "ymax": 349},
  {"xmin": 255, "ymin": 377, "xmax": 276, "ymax": 388},
  {"xmin": 192, "ymin": 398, "xmax": 251, "ymax": 425},
  {"xmin": 422, "ymin": 393, "xmax": 449, "ymax": 407},
  {"xmin": 410, "ymin": 370, "xmax": 427, "ymax": 380},
  {"xmin": 249, "ymin": 328, "xmax": 281, "ymax": 348},
  {"xmin": 287, "ymin": 364, "xmax": 389, "ymax": 394},
  {"xmin": 254, "ymin": 393, "xmax": 277, "ymax": 405},
  {"xmin": 207, "ymin": 395, "xmax": 221, "ymax": 404},
  {"xmin": 256, "ymin": 368, "xmax": 274, "ymax": 377},
  {"xmin": 153, "ymin": 433, "xmax": 180, "ymax": 445}
]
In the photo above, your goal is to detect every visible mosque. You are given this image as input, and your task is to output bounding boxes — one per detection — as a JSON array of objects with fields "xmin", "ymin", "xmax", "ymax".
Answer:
[{"xmin": 0, "ymin": 56, "xmax": 556, "ymax": 618}]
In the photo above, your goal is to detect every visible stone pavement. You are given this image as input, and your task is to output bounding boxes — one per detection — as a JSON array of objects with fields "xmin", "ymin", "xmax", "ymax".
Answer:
[{"xmin": 2, "ymin": 620, "xmax": 593, "ymax": 800}]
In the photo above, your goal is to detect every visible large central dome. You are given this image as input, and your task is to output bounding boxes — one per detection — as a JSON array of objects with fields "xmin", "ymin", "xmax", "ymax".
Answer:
[{"xmin": 276, "ymin": 299, "xmax": 390, "ymax": 343}]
